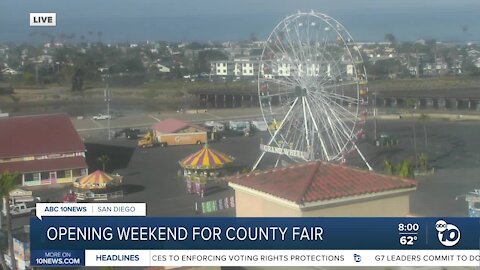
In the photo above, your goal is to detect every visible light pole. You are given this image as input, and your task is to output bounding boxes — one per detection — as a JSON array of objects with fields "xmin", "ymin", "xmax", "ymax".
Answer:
[
  {"xmin": 373, "ymin": 92, "xmax": 378, "ymax": 141},
  {"xmin": 104, "ymin": 75, "xmax": 111, "ymax": 140}
]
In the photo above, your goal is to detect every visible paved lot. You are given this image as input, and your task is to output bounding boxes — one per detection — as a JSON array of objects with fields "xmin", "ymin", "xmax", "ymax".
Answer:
[
  {"xmin": 359, "ymin": 119, "xmax": 480, "ymax": 216},
  {"xmin": 12, "ymin": 117, "xmax": 480, "ymax": 229},
  {"xmin": 73, "ymin": 108, "xmax": 264, "ymax": 131}
]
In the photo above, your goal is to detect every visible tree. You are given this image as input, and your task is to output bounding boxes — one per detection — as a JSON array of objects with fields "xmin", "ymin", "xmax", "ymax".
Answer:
[
  {"xmin": 367, "ymin": 58, "xmax": 405, "ymax": 79},
  {"xmin": 71, "ymin": 68, "xmax": 84, "ymax": 91},
  {"xmin": 418, "ymin": 153, "xmax": 429, "ymax": 173},
  {"xmin": 97, "ymin": 155, "xmax": 110, "ymax": 172},
  {"xmin": 97, "ymin": 31, "xmax": 103, "ymax": 43},
  {"xmin": 59, "ymin": 32, "xmax": 67, "ymax": 43},
  {"xmin": 0, "ymin": 172, "xmax": 20, "ymax": 270},
  {"xmin": 194, "ymin": 50, "xmax": 228, "ymax": 74},
  {"xmin": 384, "ymin": 159, "xmax": 394, "ymax": 175},
  {"xmin": 170, "ymin": 63, "xmax": 183, "ymax": 79},
  {"xmin": 396, "ymin": 159, "xmax": 414, "ymax": 179},
  {"xmin": 463, "ymin": 60, "xmax": 480, "ymax": 76},
  {"xmin": 186, "ymin": 42, "xmax": 204, "ymax": 50},
  {"xmin": 384, "ymin": 33, "xmax": 397, "ymax": 46},
  {"xmin": 250, "ymin": 33, "xmax": 258, "ymax": 43}
]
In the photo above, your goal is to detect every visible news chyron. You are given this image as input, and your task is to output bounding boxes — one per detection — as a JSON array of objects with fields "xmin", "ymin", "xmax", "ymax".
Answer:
[{"xmin": 29, "ymin": 208, "xmax": 480, "ymax": 267}]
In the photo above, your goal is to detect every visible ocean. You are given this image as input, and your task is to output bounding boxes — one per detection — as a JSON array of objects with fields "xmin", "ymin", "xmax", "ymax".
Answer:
[{"xmin": 1, "ymin": 1, "xmax": 479, "ymax": 43}]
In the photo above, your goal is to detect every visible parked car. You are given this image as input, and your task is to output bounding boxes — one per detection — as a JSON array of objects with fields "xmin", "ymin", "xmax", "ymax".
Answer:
[
  {"xmin": 114, "ymin": 128, "xmax": 140, "ymax": 139},
  {"xmin": 10, "ymin": 201, "xmax": 38, "ymax": 216},
  {"xmin": 375, "ymin": 133, "xmax": 399, "ymax": 147},
  {"xmin": 93, "ymin": 114, "xmax": 112, "ymax": 120}
]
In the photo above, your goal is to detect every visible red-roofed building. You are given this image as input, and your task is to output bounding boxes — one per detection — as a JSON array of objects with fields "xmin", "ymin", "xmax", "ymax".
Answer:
[
  {"xmin": 151, "ymin": 118, "xmax": 208, "ymax": 146},
  {"xmin": 0, "ymin": 114, "xmax": 87, "ymax": 186},
  {"xmin": 228, "ymin": 161, "xmax": 417, "ymax": 217},
  {"xmin": 152, "ymin": 118, "xmax": 190, "ymax": 134}
]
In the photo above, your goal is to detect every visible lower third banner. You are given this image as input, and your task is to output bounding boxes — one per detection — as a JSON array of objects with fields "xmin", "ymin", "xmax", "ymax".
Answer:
[{"xmin": 29, "ymin": 217, "xmax": 480, "ymax": 267}]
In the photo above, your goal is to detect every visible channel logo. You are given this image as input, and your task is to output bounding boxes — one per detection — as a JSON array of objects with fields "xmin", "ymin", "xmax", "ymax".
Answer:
[
  {"xmin": 435, "ymin": 219, "xmax": 461, "ymax": 247},
  {"xmin": 353, "ymin": 254, "xmax": 361, "ymax": 263}
]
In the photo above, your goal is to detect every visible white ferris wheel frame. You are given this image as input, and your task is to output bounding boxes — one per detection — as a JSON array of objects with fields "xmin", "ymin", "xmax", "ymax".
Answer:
[{"xmin": 253, "ymin": 11, "xmax": 372, "ymax": 171}]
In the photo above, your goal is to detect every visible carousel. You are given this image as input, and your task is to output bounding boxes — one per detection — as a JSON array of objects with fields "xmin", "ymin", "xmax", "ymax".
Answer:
[
  {"xmin": 179, "ymin": 145, "xmax": 234, "ymax": 197},
  {"xmin": 73, "ymin": 170, "xmax": 123, "ymax": 201}
]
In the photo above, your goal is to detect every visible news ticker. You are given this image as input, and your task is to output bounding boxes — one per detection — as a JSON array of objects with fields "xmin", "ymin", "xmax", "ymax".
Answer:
[{"xmin": 31, "ymin": 250, "xmax": 480, "ymax": 267}]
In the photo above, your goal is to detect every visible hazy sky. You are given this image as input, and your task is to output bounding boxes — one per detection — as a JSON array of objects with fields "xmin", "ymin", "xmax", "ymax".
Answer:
[
  {"xmin": 1, "ymin": 0, "xmax": 479, "ymax": 42},
  {"xmin": 2, "ymin": 0, "xmax": 478, "ymax": 16}
]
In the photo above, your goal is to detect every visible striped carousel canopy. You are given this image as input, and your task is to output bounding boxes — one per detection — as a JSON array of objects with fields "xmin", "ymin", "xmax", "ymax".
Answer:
[
  {"xmin": 74, "ymin": 170, "xmax": 114, "ymax": 189},
  {"xmin": 179, "ymin": 145, "xmax": 234, "ymax": 170}
]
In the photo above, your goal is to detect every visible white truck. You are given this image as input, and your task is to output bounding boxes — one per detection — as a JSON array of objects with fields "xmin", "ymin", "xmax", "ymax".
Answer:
[
  {"xmin": 204, "ymin": 121, "xmax": 225, "ymax": 132},
  {"xmin": 92, "ymin": 114, "xmax": 112, "ymax": 120},
  {"xmin": 251, "ymin": 120, "xmax": 268, "ymax": 131},
  {"xmin": 10, "ymin": 202, "xmax": 37, "ymax": 216}
]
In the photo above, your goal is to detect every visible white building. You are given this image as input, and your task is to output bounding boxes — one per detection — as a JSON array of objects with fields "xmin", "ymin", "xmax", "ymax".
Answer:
[
  {"xmin": 211, "ymin": 58, "xmax": 343, "ymax": 79},
  {"xmin": 156, "ymin": 64, "xmax": 171, "ymax": 73},
  {"xmin": 214, "ymin": 61, "xmax": 228, "ymax": 76},
  {"xmin": 276, "ymin": 62, "xmax": 291, "ymax": 77},
  {"xmin": 211, "ymin": 59, "xmax": 257, "ymax": 77},
  {"xmin": 241, "ymin": 61, "xmax": 254, "ymax": 76},
  {"xmin": 306, "ymin": 63, "xmax": 320, "ymax": 76}
]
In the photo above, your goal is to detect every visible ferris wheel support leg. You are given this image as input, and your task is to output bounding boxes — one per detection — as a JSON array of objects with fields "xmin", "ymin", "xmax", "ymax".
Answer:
[
  {"xmin": 252, "ymin": 151, "xmax": 267, "ymax": 171},
  {"xmin": 304, "ymin": 97, "xmax": 330, "ymax": 160},
  {"xmin": 352, "ymin": 142, "xmax": 373, "ymax": 171},
  {"xmin": 252, "ymin": 97, "xmax": 300, "ymax": 171},
  {"xmin": 274, "ymin": 155, "xmax": 282, "ymax": 167}
]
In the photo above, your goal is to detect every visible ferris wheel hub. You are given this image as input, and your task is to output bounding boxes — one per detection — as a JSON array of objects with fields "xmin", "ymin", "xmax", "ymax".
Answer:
[{"xmin": 295, "ymin": 86, "xmax": 307, "ymax": 97}]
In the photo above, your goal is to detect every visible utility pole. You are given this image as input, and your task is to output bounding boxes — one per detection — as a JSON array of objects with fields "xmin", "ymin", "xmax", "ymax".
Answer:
[
  {"xmin": 373, "ymin": 92, "xmax": 378, "ymax": 141},
  {"xmin": 35, "ymin": 63, "xmax": 39, "ymax": 86},
  {"xmin": 104, "ymin": 75, "xmax": 111, "ymax": 140}
]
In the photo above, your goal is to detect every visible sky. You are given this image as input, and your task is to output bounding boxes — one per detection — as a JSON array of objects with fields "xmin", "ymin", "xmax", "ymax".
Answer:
[{"xmin": 1, "ymin": 0, "xmax": 480, "ymax": 43}]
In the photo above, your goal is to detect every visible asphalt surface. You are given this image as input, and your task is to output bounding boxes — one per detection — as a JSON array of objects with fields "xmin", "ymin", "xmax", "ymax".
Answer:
[
  {"xmin": 12, "ymin": 118, "xmax": 480, "ymax": 229},
  {"xmin": 359, "ymin": 119, "xmax": 480, "ymax": 216}
]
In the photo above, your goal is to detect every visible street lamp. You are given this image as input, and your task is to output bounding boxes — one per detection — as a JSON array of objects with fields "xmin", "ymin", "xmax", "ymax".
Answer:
[
  {"xmin": 104, "ymin": 75, "xmax": 111, "ymax": 140},
  {"xmin": 373, "ymin": 91, "xmax": 378, "ymax": 141}
]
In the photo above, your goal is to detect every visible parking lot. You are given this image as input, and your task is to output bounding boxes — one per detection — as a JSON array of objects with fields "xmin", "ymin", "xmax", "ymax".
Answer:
[{"xmin": 12, "ymin": 116, "xmax": 480, "ymax": 229}]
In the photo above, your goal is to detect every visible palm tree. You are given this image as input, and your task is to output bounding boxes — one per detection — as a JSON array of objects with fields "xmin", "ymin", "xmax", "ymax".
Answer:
[
  {"xmin": 0, "ymin": 172, "xmax": 20, "ymax": 270},
  {"xmin": 384, "ymin": 159, "xmax": 394, "ymax": 175},
  {"xmin": 59, "ymin": 32, "xmax": 66, "ymax": 43},
  {"xmin": 418, "ymin": 153, "xmax": 429, "ymax": 173},
  {"xmin": 97, "ymin": 31, "xmax": 103, "ymax": 43},
  {"xmin": 97, "ymin": 155, "xmax": 110, "ymax": 172},
  {"xmin": 396, "ymin": 159, "xmax": 414, "ymax": 179}
]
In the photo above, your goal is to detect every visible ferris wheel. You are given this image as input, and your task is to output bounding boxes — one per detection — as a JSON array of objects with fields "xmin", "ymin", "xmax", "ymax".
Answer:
[{"xmin": 253, "ymin": 11, "xmax": 371, "ymax": 170}]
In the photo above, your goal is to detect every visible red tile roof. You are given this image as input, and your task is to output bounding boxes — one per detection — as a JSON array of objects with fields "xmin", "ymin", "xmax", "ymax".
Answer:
[
  {"xmin": 228, "ymin": 161, "xmax": 417, "ymax": 204},
  {"xmin": 0, "ymin": 156, "xmax": 87, "ymax": 174},
  {"xmin": 0, "ymin": 114, "xmax": 85, "ymax": 158},
  {"xmin": 152, "ymin": 118, "xmax": 189, "ymax": 133},
  {"xmin": 151, "ymin": 118, "xmax": 207, "ymax": 133}
]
